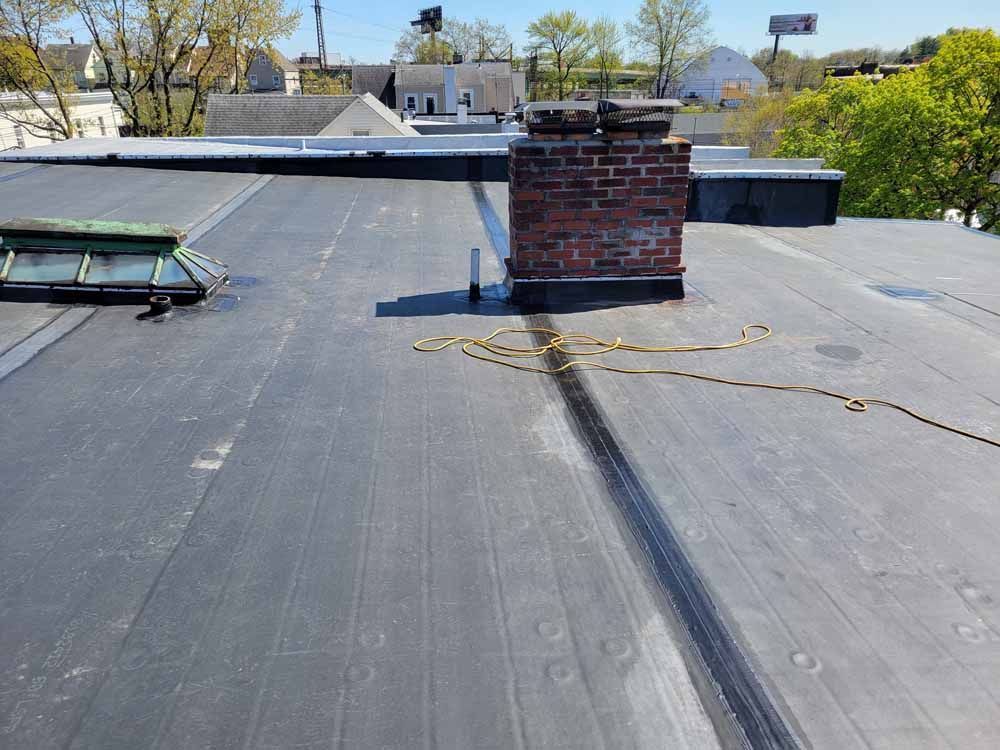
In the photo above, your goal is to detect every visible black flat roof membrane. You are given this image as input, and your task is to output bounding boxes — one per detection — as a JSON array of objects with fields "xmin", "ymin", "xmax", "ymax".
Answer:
[{"xmin": 2, "ymin": 165, "xmax": 1000, "ymax": 750}]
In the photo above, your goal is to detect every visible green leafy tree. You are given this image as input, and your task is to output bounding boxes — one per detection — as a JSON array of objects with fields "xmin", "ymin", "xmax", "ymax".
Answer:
[
  {"xmin": 526, "ymin": 10, "xmax": 591, "ymax": 100},
  {"xmin": 627, "ymin": 0, "xmax": 712, "ymax": 98},
  {"xmin": 301, "ymin": 70, "xmax": 347, "ymax": 95},
  {"xmin": 776, "ymin": 30, "xmax": 1000, "ymax": 232},
  {"xmin": 589, "ymin": 17, "xmax": 623, "ymax": 98},
  {"xmin": 0, "ymin": 0, "xmax": 77, "ymax": 140},
  {"xmin": 751, "ymin": 48, "xmax": 824, "ymax": 90},
  {"xmin": 722, "ymin": 88, "xmax": 795, "ymax": 156},
  {"xmin": 394, "ymin": 18, "xmax": 510, "ymax": 64}
]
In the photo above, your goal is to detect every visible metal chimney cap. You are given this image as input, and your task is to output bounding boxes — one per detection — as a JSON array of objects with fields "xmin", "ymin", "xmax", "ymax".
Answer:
[
  {"xmin": 524, "ymin": 100, "xmax": 598, "ymax": 113},
  {"xmin": 597, "ymin": 99, "xmax": 684, "ymax": 113}
]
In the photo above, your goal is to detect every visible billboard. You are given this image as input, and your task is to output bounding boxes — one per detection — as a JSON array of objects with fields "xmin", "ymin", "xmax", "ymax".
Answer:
[{"xmin": 768, "ymin": 13, "xmax": 818, "ymax": 35}]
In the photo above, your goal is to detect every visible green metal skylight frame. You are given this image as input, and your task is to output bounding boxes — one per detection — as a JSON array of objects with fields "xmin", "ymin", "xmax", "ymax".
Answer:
[{"xmin": 0, "ymin": 218, "xmax": 228, "ymax": 304}]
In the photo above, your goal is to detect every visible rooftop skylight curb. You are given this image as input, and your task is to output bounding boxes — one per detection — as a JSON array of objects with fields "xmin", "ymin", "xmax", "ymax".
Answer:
[{"xmin": 0, "ymin": 218, "xmax": 228, "ymax": 304}]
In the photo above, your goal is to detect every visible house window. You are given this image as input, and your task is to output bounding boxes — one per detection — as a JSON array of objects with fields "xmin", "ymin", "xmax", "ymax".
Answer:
[
  {"xmin": 459, "ymin": 89, "xmax": 474, "ymax": 109},
  {"xmin": 14, "ymin": 125, "xmax": 25, "ymax": 148},
  {"xmin": 98, "ymin": 116, "xmax": 107, "ymax": 136},
  {"xmin": 75, "ymin": 119, "xmax": 85, "ymax": 138},
  {"xmin": 258, "ymin": 53, "xmax": 268, "ymax": 65},
  {"xmin": 404, "ymin": 94, "xmax": 417, "ymax": 111},
  {"xmin": 273, "ymin": 74, "xmax": 281, "ymax": 87},
  {"xmin": 351, "ymin": 129, "xmax": 372, "ymax": 137},
  {"xmin": 249, "ymin": 73, "xmax": 258, "ymax": 86}
]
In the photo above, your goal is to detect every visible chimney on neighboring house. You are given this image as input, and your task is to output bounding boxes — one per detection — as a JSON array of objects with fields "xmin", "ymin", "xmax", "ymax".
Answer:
[
  {"xmin": 506, "ymin": 100, "xmax": 690, "ymax": 304},
  {"xmin": 442, "ymin": 65, "xmax": 457, "ymax": 113}
]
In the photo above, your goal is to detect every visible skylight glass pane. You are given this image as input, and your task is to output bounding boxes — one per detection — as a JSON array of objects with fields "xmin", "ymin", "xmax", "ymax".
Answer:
[
  {"xmin": 84, "ymin": 253, "xmax": 155, "ymax": 286},
  {"xmin": 156, "ymin": 257, "xmax": 197, "ymax": 288},
  {"xmin": 184, "ymin": 259, "xmax": 218, "ymax": 289},
  {"xmin": 184, "ymin": 251, "xmax": 228, "ymax": 278},
  {"xmin": 7, "ymin": 252, "xmax": 84, "ymax": 284}
]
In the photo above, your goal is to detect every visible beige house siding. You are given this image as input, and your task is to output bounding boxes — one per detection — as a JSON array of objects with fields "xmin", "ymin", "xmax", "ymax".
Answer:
[
  {"xmin": 398, "ymin": 86, "xmax": 444, "ymax": 114},
  {"xmin": 317, "ymin": 95, "xmax": 418, "ymax": 137}
]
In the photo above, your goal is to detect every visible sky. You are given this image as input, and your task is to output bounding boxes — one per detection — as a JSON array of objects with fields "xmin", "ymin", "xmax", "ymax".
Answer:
[
  {"xmin": 281, "ymin": 0, "xmax": 999, "ymax": 62},
  {"xmin": 64, "ymin": 0, "xmax": 999, "ymax": 64}
]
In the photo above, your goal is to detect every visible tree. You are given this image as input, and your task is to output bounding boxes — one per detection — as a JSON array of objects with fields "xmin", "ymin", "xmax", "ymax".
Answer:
[
  {"xmin": 0, "ymin": 0, "xmax": 77, "ymax": 140},
  {"xmin": 73, "ymin": 0, "xmax": 297, "ymax": 135},
  {"xmin": 721, "ymin": 88, "xmax": 795, "ymax": 156},
  {"xmin": 627, "ymin": 0, "xmax": 712, "ymax": 98},
  {"xmin": 301, "ymin": 70, "xmax": 347, "ymax": 95},
  {"xmin": 526, "ymin": 10, "xmax": 591, "ymax": 100},
  {"xmin": 221, "ymin": 0, "xmax": 300, "ymax": 94},
  {"xmin": 590, "ymin": 17, "xmax": 623, "ymax": 98},
  {"xmin": 776, "ymin": 30, "xmax": 1000, "ymax": 232},
  {"xmin": 751, "ymin": 48, "xmax": 824, "ymax": 91},
  {"xmin": 395, "ymin": 17, "xmax": 512, "ymax": 64}
]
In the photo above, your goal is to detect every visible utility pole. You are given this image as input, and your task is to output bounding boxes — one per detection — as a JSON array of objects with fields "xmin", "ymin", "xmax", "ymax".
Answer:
[
  {"xmin": 314, "ymin": 0, "xmax": 328, "ymax": 72},
  {"xmin": 771, "ymin": 34, "xmax": 781, "ymax": 64}
]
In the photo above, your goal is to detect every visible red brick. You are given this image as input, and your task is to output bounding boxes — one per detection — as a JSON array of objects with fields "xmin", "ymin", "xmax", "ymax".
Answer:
[
  {"xmin": 514, "ymin": 191, "xmax": 544, "ymax": 201},
  {"xmin": 629, "ymin": 177, "xmax": 658, "ymax": 187},
  {"xmin": 644, "ymin": 166, "xmax": 675, "ymax": 176},
  {"xmin": 549, "ymin": 210, "xmax": 577, "ymax": 221},
  {"xmin": 613, "ymin": 167, "xmax": 642, "ymax": 177},
  {"xmin": 563, "ymin": 259, "xmax": 593, "ymax": 269},
  {"xmin": 597, "ymin": 178, "xmax": 627, "ymax": 188},
  {"xmin": 610, "ymin": 208, "xmax": 639, "ymax": 219},
  {"xmin": 596, "ymin": 156, "xmax": 627, "ymax": 166},
  {"xmin": 638, "ymin": 247, "xmax": 668, "ymax": 256}
]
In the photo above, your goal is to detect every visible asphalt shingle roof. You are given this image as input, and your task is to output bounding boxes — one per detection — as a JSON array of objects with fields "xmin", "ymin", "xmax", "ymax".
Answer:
[
  {"xmin": 43, "ymin": 43, "xmax": 94, "ymax": 73},
  {"xmin": 351, "ymin": 65, "xmax": 395, "ymax": 99},
  {"xmin": 203, "ymin": 94, "xmax": 355, "ymax": 136}
]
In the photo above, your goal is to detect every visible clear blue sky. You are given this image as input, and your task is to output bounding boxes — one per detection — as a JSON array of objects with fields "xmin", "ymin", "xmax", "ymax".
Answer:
[
  {"xmin": 65, "ymin": 0, "xmax": 998, "ymax": 64},
  {"xmin": 281, "ymin": 0, "xmax": 998, "ymax": 63}
]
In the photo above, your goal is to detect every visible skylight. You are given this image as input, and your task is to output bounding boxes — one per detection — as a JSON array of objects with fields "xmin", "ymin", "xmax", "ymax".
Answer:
[{"xmin": 0, "ymin": 218, "xmax": 228, "ymax": 303}]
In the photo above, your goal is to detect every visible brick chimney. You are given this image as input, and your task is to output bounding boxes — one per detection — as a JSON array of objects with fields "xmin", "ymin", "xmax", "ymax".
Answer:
[{"xmin": 506, "ymin": 133, "xmax": 691, "ymax": 303}]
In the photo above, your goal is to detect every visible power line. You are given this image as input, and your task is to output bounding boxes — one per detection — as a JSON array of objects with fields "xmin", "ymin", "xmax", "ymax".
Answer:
[{"xmin": 319, "ymin": 7, "xmax": 405, "ymax": 35}]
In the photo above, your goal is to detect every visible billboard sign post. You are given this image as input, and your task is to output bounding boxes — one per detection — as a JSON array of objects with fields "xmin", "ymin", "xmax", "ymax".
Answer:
[{"xmin": 767, "ymin": 13, "xmax": 818, "ymax": 62}]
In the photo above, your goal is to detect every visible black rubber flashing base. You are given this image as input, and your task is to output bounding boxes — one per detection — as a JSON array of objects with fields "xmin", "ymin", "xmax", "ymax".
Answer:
[
  {"xmin": 506, "ymin": 274, "xmax": 684, "ymax": 306},
  {"xmin": 12, "ymin": 155, "xmax": 509, "ymax": 182},
  {"xmin": 0, "ymin": 286, "xmax": 207, "ymax": 306}
]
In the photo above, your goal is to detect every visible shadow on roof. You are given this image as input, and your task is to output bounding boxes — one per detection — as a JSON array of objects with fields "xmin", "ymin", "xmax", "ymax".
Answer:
[{"xmin": 375, "ymin": 287, "xmax": 513, "ymax": 317}]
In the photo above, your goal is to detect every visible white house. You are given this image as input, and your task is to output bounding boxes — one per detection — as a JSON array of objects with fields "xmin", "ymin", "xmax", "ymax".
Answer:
[
  {"xmin": 0, "ymin": 90, "xmax": 122, "ymax": 150},
  {"xmin": 668, "ymin": 46, "xmax": 767, "ymax": 105}
]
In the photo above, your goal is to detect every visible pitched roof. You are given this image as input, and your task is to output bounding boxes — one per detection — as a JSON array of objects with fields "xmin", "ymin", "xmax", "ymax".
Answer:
[
  {"xmin": 395, "ymin": 64, "xmax": 444, "ymax": 87},
  {"xmin": 316, "ymin": 92, "xmax": 418, "ymax": 136},
  {"xmin": 269, "ymin": 49, "xmax": 299, "ymax": 72},
  {"xmin": 203, "ymin": 94, "xmax": 355, "ymax": 136},
  {"xmin": 43, "ymin": 43, "xmax": 94, "ymax": 73},
  {"xmin": 351, "ymin": 65, "xmax": 395, "ymax": 98},
  {"xmin": 395, "ymin": 62, "xmax": 514, "ymax": 89}
]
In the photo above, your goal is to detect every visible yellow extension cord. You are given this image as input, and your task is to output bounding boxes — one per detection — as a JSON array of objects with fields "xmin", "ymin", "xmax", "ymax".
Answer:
[{"xmin": 414, "ymin": 324, "xmax": 1000, "ymax": 450}]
